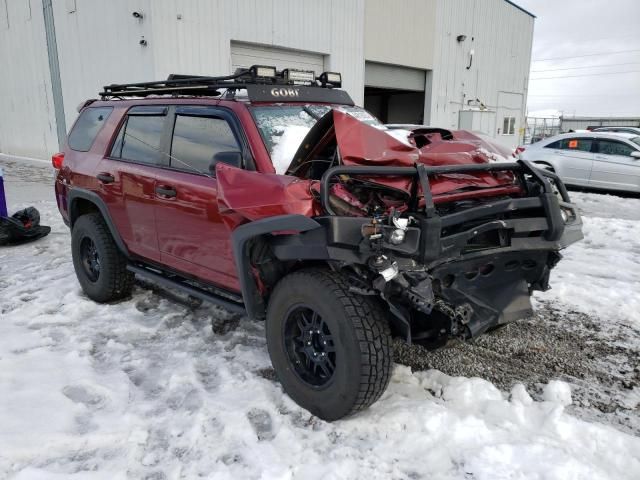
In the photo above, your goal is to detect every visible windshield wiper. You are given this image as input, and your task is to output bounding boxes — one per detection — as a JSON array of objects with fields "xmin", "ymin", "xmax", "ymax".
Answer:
[{"xmin": 303, "ymin": 106, "xmax": 323, "ymax": 121}]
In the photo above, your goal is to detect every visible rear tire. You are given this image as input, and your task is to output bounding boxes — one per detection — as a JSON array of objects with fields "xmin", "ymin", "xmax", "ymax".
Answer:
[
  {"xmin": 266, "ymin": 268, "xmax": 392, "ymax": 421},
  {"xmin": 71, "ymin": 213, "xmax": 134, "ymax": 302}
]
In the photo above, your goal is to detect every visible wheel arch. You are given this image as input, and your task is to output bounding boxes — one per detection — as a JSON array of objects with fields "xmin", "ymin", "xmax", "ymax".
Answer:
[
  {"xmin": 68, "ymin": 189, "xmax": 129, "ymax": 257},
  {"xmin": 231, "ymin": 214, "xmax": 328, "ymax": 319},
  {"xmin": 532, "ymin": 160, "xmax": 556, "ymax": 172}
]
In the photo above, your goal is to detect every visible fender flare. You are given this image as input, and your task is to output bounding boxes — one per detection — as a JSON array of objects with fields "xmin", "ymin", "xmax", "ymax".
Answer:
[
  {"xmin": 67, "ymin": 188, "xmax": 129, "ymax": 256},
  {"xmin": 231, "ymin": 214, "xmax": 323, "ymax": 319}
]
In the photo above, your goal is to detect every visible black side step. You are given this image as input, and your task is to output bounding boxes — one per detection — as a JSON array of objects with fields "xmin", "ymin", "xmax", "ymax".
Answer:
[{"xmin": 127, "ymin": 264, "xmax": 246, "ymax": 315}]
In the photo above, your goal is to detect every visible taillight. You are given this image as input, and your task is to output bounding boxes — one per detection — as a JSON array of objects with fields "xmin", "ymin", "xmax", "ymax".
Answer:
[
  {"xmin": 52, "ymin": 152, "xmax": 65, "ymax": 169},
  {"xmin": 512, "ymin": 146, "xmax": 525, "ymax": 157}
]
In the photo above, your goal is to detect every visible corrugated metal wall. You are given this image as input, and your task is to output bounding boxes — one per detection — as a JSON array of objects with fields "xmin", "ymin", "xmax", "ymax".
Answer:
[
  {"xmin": 0, "ymin": 0, "xmax": 365, "ymax": 159},
  {"xmin": 59, "ymin": 0, "xmax": 365, "ymax": 127},
  {"xmin": 146, "ymin": 0, "xmax": 365, "ymax": 97},
  {"xmin": 364, "ymin": 0, "xmax": 437, "ymax": 70},
  {"xmin": 0, "ymin": 0, "xmax": 59, "ymax": 158},
  {"xmin": 429, "ymin": 0, "xmax": 534, "ymax": 148}
]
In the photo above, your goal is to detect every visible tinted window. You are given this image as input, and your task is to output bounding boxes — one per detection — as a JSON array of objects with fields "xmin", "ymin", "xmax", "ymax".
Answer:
[
  {"xmin": 110, "ymin": 115, "xmax": 165, "ymax": 164},
  {"xmin": 170, "ymin": 115, "xmax": 240, "ymax": 173},
  {"xmin": 68, "ymin": 107, "xmax": 113, "ymax": 151},
  {"xmin": 558, "ymin": 138, "xmax": 593, "ymax": 152},
  {"xmin": 597, "ymin": 140, "xmax": 634, "ymax": 157},
  {"xmin": 545, "ymin": 140, "xmax": 561, "ymax": 149}
]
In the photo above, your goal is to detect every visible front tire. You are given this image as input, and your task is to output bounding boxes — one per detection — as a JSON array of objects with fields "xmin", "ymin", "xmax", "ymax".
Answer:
[
  {"xmin": 266, "ymin": 268, "xmax": 392, "ymax": 421},
  {"xmin": 71, "ymin": 213, "xmax": 134, "ymax": 302}
]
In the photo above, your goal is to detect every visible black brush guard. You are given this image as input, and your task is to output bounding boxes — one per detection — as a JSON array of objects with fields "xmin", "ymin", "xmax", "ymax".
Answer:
[{"xmin": 320, "ymin": 159, "xmax": 581, "ymax": 264}]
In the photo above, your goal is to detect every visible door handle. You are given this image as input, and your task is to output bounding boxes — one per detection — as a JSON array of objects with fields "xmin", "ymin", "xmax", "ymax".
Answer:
[
  {"xmin": 155, "ymin": 185, "xmax": 177, "ymax": 198},
  {"xmin": 96, "ymin": 172, "xmax": 115, "ymax": 184}
]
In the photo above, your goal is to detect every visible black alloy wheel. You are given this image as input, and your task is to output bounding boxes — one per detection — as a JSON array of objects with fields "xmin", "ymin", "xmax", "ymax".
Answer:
[
  {"xmin": 80, "ymin": 236, "xmax": 101, "ymax": 282},
  {"xmin": 284, "ymin": 305, "xmax": 336, "ymax": 387}
]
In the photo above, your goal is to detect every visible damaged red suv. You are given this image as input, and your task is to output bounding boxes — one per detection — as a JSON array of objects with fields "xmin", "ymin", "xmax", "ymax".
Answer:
[{"xmin": 54, "ymin": 66, "xmax": 582, "ymax": 420}]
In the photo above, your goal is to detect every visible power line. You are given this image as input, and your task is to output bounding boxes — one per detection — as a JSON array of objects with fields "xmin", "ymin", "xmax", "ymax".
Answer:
[
  {"xmin": 530, "ymin": 70, "xmax": 640, "ymax": 80},
  {"xmin": 531, "ymin": 62, "xmax": 640, "ymax": 73},
  {"xmin": 564, "ymin": 32, "xmax": 640, "ymax": 44},
  {"xmin": 533, "ymin": 49, "xmax": 640, "ymax": 62},
  {"xmin": 528, "ymin": 93, "xmax": 633, "ymax": 97}
]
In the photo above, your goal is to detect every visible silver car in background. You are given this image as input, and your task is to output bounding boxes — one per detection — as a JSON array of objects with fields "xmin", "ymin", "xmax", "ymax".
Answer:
[
  {"xmin": 592, "ymin": 126, "xmax": 640, "ymax": 135},
  {"xmin": 518, "ymin": 132, "xmax": 640, "ymax": 193}
]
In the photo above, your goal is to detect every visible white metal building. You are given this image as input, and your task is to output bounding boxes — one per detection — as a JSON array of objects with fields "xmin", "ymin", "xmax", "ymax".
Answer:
[{"xmin": 0, "ymin": 0, "xmax": 534, "ymax": 160}]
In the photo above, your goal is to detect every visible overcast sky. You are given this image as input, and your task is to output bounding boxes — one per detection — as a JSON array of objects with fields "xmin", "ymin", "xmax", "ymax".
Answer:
[{"xmin": 516, "ymin": 0, "xmax": 640, "ymax": 118}]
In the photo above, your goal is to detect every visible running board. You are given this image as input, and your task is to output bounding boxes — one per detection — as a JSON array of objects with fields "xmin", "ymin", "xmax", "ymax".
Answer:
[{"xmin": 127, "ymin": 264, "xmax": 246, "ymax": 315}]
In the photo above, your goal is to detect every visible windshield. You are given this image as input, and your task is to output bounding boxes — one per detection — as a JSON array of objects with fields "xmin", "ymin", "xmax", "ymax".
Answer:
[
  {"xmin": 250, "ymin": 105, "xmax": 381, "ymax": 174},
  {"xmin": 630, "ymin": 136, "xmax": 640, "ymax": 147}
]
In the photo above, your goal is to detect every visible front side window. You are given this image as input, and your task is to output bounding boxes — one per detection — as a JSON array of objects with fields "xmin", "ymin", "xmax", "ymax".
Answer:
[
  {"xmin": 68, "ymin": 107, "xmax": 113, "ymax": 151},
  {"xmin": 597, "ymin": 140, "xmax": 634, "ymax": 157},
  {"xmin": 110, "ymin": 115, "xmax": 165, "ymax": 165},
  {"xmin": 170, "ymin": 115, "xmax": 240, "ymax": 174},
  {"xmin": 502, "ymin": 117, "xmax": 516, "ymax": 135}
]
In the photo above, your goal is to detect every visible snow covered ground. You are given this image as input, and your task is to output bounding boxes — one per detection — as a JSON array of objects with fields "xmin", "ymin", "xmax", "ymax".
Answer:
[{"xmin": 1, "ymin": 156, "xmax": 639, "ymax": 479}]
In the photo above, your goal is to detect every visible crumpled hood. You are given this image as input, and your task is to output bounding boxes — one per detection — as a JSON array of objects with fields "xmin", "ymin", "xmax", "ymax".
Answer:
[{"xmin": 330, "ymin": 110, "xmax": 516, "ymax": 196}]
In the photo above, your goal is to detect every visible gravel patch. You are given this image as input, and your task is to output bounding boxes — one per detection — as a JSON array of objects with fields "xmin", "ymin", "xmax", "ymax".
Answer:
[{"xmin": 394, "ymin": 300, "xmax": 640, "ymax": 435}]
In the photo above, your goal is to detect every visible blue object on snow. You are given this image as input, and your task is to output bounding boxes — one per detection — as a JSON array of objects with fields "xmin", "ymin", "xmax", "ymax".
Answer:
[{"xmin": 0, "ymin": 167, "xmax": 7, "ymax": 218}]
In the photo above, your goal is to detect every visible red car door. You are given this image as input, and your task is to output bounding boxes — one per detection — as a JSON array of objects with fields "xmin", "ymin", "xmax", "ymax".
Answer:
[
  {"xmin": 96, "ymin": 105, "xmax": 170, "ymax": 263},
  {"xmin": 153, "ymin": 106, "xmax": 245, "ymax": 291}
]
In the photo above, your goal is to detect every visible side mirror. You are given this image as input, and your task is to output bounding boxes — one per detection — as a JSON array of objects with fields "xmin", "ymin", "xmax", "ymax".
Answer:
[
  {"xmin": 209, "ymin": 151, "xmax": 242, "ymax": 175},
  {"xmin": 630, "ymin": 151, "xmax": 640, "ymax": 160}
]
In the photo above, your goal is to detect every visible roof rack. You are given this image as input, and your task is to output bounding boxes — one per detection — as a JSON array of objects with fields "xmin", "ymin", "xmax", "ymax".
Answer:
[{"xmin": 99, "ymin": 65, "xmax": 344, "ymax": 100}]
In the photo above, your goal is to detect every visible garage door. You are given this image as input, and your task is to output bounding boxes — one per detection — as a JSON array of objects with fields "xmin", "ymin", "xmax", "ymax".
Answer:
[
  {"xmin": 365, "ymin": 62, "xmax": 426, "ymax": 92},
  {"xmin": 231, "ymin": 42, "xmax": 325, "ymax": 76}
]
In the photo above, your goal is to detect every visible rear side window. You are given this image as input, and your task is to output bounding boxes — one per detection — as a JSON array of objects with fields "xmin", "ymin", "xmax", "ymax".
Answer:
[
  {"xmin": 170, "ymin": 115, "xmax": 240, "ymax": 173},
  {"xmin": 597, "ymin": 140, "xmax": 634, "ymax": 157},
  {"xmin": 110, "ymin": 115, "xmax": 165, "ymax": 165},
  {"xmin": 68, "ymin": 107, "xmax": 113, "ymax": 151},
  {"xmin": 546, "ymin": 138, "xmax": 592, "ymax": 152}
]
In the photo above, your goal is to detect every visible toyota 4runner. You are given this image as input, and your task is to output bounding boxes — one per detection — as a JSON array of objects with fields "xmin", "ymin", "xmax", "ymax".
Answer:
[{"xmin": 54, "ymin": 66, "xmax": 583, "ymax": 420}]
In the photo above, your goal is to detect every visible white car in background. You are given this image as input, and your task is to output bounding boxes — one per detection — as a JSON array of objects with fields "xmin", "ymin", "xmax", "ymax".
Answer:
[
  {"xmin": 518, "ymin": 132, "xmax": 640, "ymax": 193},
  {"xmin": 592, "ymin": 126, "xmax": 640, "ymax": 135}
]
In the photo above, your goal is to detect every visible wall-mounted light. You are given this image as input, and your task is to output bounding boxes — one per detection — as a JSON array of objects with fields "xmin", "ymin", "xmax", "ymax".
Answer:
[{"xmin": 456, "ymin": 34, "xmax": 467, "ymax": 42}]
